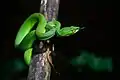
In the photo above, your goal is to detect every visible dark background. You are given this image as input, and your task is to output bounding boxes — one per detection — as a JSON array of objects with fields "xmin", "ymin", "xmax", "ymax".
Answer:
[{"xmin": 1, "ymin": 0, "xmax": 112, "ymax": 80}]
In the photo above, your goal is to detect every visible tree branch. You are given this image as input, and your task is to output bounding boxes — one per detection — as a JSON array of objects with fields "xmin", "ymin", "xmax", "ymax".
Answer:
[
  {"xmin": 27, "ymin": 0, "xmax": 60, "ymax": 80},
  {"xmin": 40, "ymin": 0, "xmax": 60, "ymax": 21}
]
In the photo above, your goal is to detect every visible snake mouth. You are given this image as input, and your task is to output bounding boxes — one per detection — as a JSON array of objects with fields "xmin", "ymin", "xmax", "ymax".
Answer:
[
  {"xmin": 72, "ymin": 27, "xmax": 80, "ymax": 33},
  {"xmin": 74, "ymin": 29, "xmax": 79, "ymax": 33}
]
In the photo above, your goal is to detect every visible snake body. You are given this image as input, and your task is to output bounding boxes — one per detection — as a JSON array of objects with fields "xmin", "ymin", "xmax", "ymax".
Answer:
[{"xmin": 15, "ymin": 13, "xmax": 80, "ymax": 65}]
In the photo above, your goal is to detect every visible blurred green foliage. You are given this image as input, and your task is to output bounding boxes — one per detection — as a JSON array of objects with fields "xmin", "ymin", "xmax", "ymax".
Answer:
[
  {"xmin": 1, "ymin": 58, "xmax": 27, "ymax": 80},
  {"xmin": 71, "ymin": 51, "xmax": 112, "ymax": 72}
]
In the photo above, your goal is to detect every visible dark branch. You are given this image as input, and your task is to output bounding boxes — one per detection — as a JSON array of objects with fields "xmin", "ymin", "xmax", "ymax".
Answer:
[
  {"xmin": 27, "ymin": 0, "xmax": 60, "ymax": 80},
  {"xmin": 40, "ymin": 0, "xmax": 60, "ymax": 21}
]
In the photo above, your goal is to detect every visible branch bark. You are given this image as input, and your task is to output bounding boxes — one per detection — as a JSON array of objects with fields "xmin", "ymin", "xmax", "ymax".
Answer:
[
  {"xmin": 27, "ymin": 0, "xmax": 60, "ymax": 80},
  {"xmin": 40, "ymin": 0, "xmax": 60, "ymax": 21}
]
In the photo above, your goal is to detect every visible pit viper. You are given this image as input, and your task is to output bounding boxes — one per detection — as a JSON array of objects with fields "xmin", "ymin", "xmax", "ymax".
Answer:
[{"xmin": 15, "ymin": 13, "xmax": 80, "ymax": 65}]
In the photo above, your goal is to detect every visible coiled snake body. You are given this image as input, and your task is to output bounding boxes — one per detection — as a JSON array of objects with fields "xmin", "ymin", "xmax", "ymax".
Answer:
[{"xmin": 15, "ymin": 13, "xmax": 80, "ymax": 65}]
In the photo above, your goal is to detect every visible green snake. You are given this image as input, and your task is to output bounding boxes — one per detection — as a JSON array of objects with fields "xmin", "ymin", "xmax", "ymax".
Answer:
[{"xmin": 15, "ymin": 13, "xmax": 80, "ymax": 65}]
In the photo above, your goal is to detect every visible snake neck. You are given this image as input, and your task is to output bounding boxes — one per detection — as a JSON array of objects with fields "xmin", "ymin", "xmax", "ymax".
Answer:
[{"xmin": 51, "ymin": 20, "xmax": 61, "ymax": 37}]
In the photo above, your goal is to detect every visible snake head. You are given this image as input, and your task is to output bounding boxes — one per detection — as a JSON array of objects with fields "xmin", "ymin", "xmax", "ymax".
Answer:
[{"xmin": 57, "ymin": 26, "xmax": 80, "ymax": 37}]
